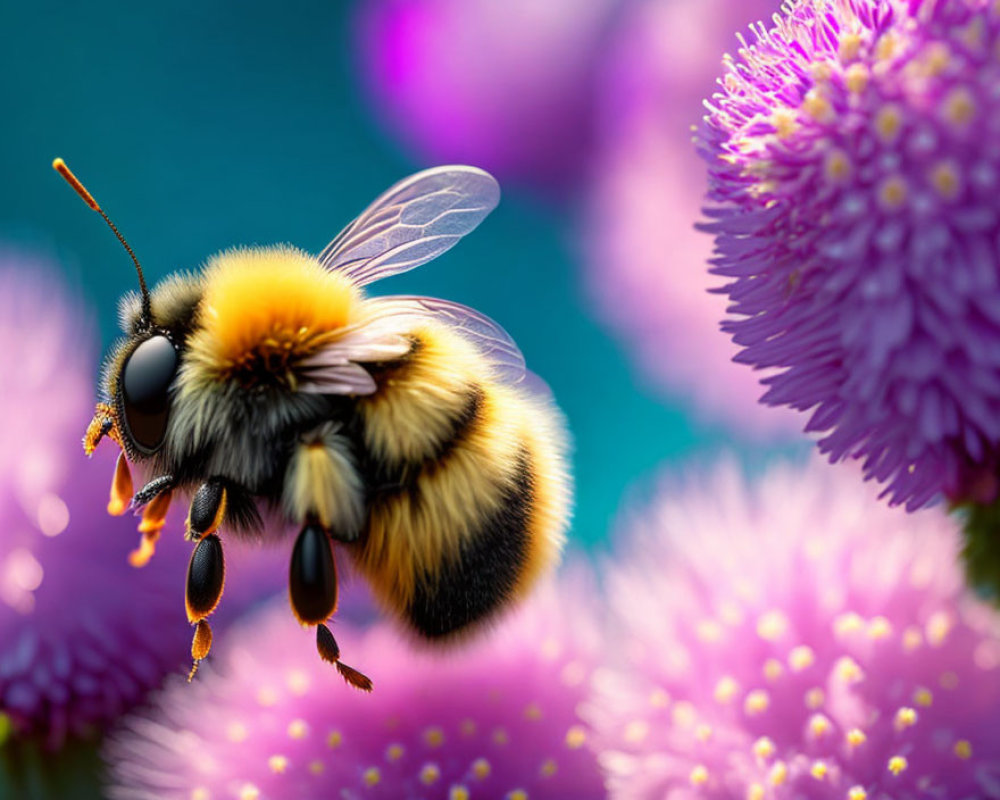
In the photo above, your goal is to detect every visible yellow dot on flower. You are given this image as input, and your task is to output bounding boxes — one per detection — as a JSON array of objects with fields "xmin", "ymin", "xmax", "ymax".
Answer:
[
  {"xmin": 757, "ymin": 610, "xmax": 789, "ymax": 641},
  {"xmin": 771, "ymin": 108, "xmax": 798, "ymax": 139},
  {"xmin": 753, "ymin": 736, "xmax": 776, "ymax": 760},
  {"xmin": 930, "ymin": 162, "xmax": 961, "ymax": 199},
  {"xmin": 327, "ymin": 730, "xmax": 343, "ymax": 749},
  {"xmin": 649, "ymin": 688, "xmax": 670, "ymax": 708},
  {"xmin": 744, "ymin": 690, "xmax": 770, "ymax": 715},
  {"xmin": 239, "ymin": 786, "xmax": 260, "ymax": 800},
  {"xmin": 809, "ymin": 714, "xmax": 832, "ymax": 738},
  {"xmin": 846, "ymin": 728, "xmax": 867, "ymax": 747},
  {"xmin": 493, "ymin": 728, "xmax": 509, "ymax": 745},
  {"xmin": 696, "ymin": 724, "xmax": 713, "ymax": 742},
  {"xmin": 697, "ymin": 619, "xmax": 723, "ymax": 642},
  {"xmin": 715, "ymin": 676, "xmax": 740, "ymax": 704},
  {"xmin": 789, "ymin": 646, "xmax": 816, "ymax": 672},
  {"xmin": 875, "ymin": 105, "xmax": 903, "ymax": 141},
  {"xmin": 868, "ymin": 616, "xmax": 892, "ymax": 640},
  {"xmin": 840, "ymin": 32, "xmax": 863, "ymax": 60},
  {"xmin": 805, "ymin": 687, "xmax": 826, "ymax": 709},
  {"xmin": 748, "ymin": 784, "xmax": 765, "ymax": 800},
  {"xmin": 845, "ymin": 62, "xmax": 869, "ymax": 92},
  {"xmin": 460, "ymin": 718, "xmax": 477, "ymax": 737},
  {"xmin": 420, "ymin": 763, "xmax": 441, "ymax": 785},
  {"xmin": 888, "ymin": 755, "xmax": 908, "ymax": 776},
  {"xmin": 879, "ymin": 175, "xmax": 909, "ymax": 210},
  {"xmin": 955, "ymin": 739, "xmax": 973, "ymax": 759},
  {"xmin": 287, "ymin": 719, "xmax": 308, "ymax": 740},
  {"xmin": 811, "ymin": 760, "xmax": 828, "ymax": 780},
  {"xmin": 803, "ymin": 90, "xmax": 834, "ymax": 122},
  {"xmin": 926, "ymin": 612, "xmax": 953, "ymax": 646},
  {"xmin": 286, "ymin": 670, "xmax": 310, "ymax": 696},
  {"xmin": 875, "ymin": 32, "xmax": 898, "ymax": 60},
  {"xmin": 769, "ymin": 761, "xmax": 788, "ymax": 786},
  {"xmin": 848, "ymin": 787, "xmax": 868, "ymax": 800},
  {"xmin": 540, "ymin": 759, "xmax": 558, "ymax": 778},
  {"xmin": 690, "ymin": 765, "xmax": 709, "ymax": 786},
  {"xmin": 226, "ymin": 722, "xmax": 249, "ymax": 743},
  {"xmin": 424, "ymin": 727, "xmax": 445, "ymax": 747},
  {"xmin": 913, "ymin": 687, "xmax": 933, "ymax": 707},
  {"xmin": 624, "ymin": 720, "xmax": 649, "ymax": 743},
  {"xmin": 308, "ymin": 761, "xmax": 324, "ymax": 775},
  {"xmin": 940, "ymin": 671, "xmax": 960, "ymax": 690},
  {"xmin": 507, "ymin": 791, "xmax": 528, "ymax": 800},
  {"xmin": 473, "ymin": 758, "xmax": 491, "ymax": 780},
  {"xmin": 763, "ymin": 658, "xmax": 784, "ymax": 682},
  {"xmin": 894, "ymin": 707, "xmax": 918, "ymax": 731},
  {"xmin": 920, "ymin": 42, "xmax": 951, "ymax": 76},
  {"xmin": 566, "ymin": 726, "xmax": 587, "ymax": 749},
  {"xmin": 256, "ymin": 687, "xmax": 278, "ymax": 707},
  {"xmin": 524, "ymin": 703, "xmax": 543, "ymax": 721},
  {"xmin": 363, "ymin": 767, "xmax": 381, "ymax": 787},
  {"xmin": 386, "ymin": 743, "xmax": 405, "ymax": 762},
  {"xmin": 267, "ymin": 755, "xmax": 288, "ymax": 774},
  {"xmin": 834, "ymin": 612, "xmax": 865, "ymax": 637},
  {"xmin": 903, "ymin": 627, "xmax": 923, "ymax": 652},
  {"xmin": 450, "ymin": 787, "xmax": 471, "ymax": 800},
  {"xmin": 943, "ymin": 87, "xmax": 976, "ymax": 127},
  {"xmin": 191, "ymin": 789, "xmax": 211, "ymax": 800},
  {"xmin": 812, "ymin": 62, "xmax": 833, "ymax": 82}
]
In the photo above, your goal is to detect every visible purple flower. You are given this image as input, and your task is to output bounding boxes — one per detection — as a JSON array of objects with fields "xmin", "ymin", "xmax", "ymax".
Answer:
[
  {"xmin": 0, "ymin": 261, "xmax": 282, "ymax": 748},
  {"xmin": 105, "ymin": 571, "xmax": 606, "ymax": 799},
  {"xmin": 698, "ymin": 0, "xmax": 1000, "ymax": 509},
  {"xmin": 355, "ymin": 0, "xmax": 619, "ymax": 192},
  {"xmin": 584, "ymin": 0, "xmax": 797, "ymax": 437},
  {"xmin": 588, "ymin": 459, "xmax": 1000, "ymax": 798}
]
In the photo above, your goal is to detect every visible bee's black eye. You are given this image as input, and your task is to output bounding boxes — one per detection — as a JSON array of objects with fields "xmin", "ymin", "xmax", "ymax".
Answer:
[{"xmin": 121, "ymin": 335, "xmax": 178, "ymax": 453}]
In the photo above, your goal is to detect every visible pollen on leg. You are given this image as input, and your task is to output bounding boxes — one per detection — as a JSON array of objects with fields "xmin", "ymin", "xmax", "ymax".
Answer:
[{"xmin": 108, "ymin": 452, "xmax": 133, "ymax": 516}]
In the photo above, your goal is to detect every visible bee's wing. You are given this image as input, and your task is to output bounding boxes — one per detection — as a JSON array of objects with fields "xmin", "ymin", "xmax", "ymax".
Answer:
[
  {"xmin": 318, "ymin": 166, "xmax": 501, "ymax": 287},
  {"xmin": 377, "ymin": 294, "xmax": 527, "ymax": 385}
]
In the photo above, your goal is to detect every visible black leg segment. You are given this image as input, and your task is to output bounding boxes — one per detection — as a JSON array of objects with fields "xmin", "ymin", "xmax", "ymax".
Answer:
[
  {"xmin": 187, "ymin": 479, "xmax": 227, "ymax": 541},
  {"xmin": 289, "ymin": 523, "xmax": 338, "ymax": 625}
]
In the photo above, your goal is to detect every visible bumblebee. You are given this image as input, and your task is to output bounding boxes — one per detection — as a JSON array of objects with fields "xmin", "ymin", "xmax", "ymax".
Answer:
[{"xmin": 54, "ymin": 159, "xmax": 570, "ymax": 689}]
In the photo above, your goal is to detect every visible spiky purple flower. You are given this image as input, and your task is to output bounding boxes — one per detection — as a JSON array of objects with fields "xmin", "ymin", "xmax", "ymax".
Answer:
[
  {"xmin": 699, "ymin": 0, "xmax": 1000, "ymax": 508},
  {"xmin": 588, "ymin": 459, "xmax": 1000, "ymax": 798},
  {"xmin": 355, "ymin": 0, "xmax": 619, "ymax": 191},
  {"xmin": 106, "ymin": 573, "xmax": 605, "ymax": 799},
  {"xmin": 0, "ymin": 261, "xmax": 281, "ymax": 748}
]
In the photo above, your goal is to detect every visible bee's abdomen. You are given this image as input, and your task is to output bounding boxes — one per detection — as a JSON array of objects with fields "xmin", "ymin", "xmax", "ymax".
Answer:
[{"xmin": 350, "ymin": 323, "xmax": 569, "ymax": 638}]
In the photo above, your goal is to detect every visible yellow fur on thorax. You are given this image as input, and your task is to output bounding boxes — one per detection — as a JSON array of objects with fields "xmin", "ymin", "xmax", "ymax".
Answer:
[
  {"xmin": 357, "ymin": 321, "xmax": 492, "ymax": 465},
  {"xmin": 188, "ymin": 246, "xmax": 360, "ymax": 376}
]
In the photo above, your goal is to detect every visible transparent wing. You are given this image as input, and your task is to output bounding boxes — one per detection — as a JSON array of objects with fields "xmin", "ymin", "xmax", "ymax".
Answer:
[
  {"xmin": 377, "ymin": 294, "xmax": 526, "ymax": 385},
  {"xmin": 318, "ymin": 166, "xmax": 501, "ymax": 287}
]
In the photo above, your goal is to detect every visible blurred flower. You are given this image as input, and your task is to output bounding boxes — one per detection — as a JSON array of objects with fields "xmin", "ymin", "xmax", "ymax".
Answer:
[
  {"xmin": 588, "ymin": 459, "xmax": 1000, "ymax": 798},
  {"xmin": 0, "ymin": 260, "xmax": 282, "ymax": 748},
  {"xmin": 355, "ymin": 0, "xmax": 620, "ymax": 192},
  {"xmin": 699, "ymin": 0, "xmax": 1000, "ymax": 508},
  {"xmin": 584, "ymin": 0, "xmax": 797, "ymax": 437},
  {"xmin": 105, "ymin": 571, "xmax": 606, "ymax": 799}
]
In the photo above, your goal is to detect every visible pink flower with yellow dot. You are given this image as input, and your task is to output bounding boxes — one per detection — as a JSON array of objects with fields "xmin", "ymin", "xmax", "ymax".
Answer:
[
  {"xmin": 699, "ymin": 0, "xmax": 1000, "ymax": 510},
  {"xmin": 589, "ymin": 460, "xmax": 1000, "ymax": 798},
  {"xmin": 105, "ymin": 572, "xmax": 605, "ymax": 799}
]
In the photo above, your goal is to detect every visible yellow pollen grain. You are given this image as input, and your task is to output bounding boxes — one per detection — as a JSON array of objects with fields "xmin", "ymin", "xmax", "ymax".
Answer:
[
  {"xmin": 920, "ymin": 42, "xmax": 951, "ymax": 76},
  {"xmin": 903, "ymin": 627, "xmax": 924, "ymax": 652},
  {"xmin": 690, "ymin": 765, "xmax": 709, "ymax": 786},
  {"xmin": 941, "ymin": 671, "xmax": 960, "ymax": 690},
  {"xmin": 803, "ymin": 90, "xmax": 834, "ymax": 122},
  {"xmin": 757, "ymin": 610, "xmax": 789, "ymax": 641},
  {"xmin": 744, "ymin": 690, "xmax": 770, "ymax": 716},
  {"xmin": 879, "ymin": 176, "xmax": 908, "ymax": 210},
  {"xmin": 450, "ymin": 787, "xmax": 471, "ymax": 800},
  {"xmin": 420, "ymin": 763, "xmax": 441, "ymax": 785},
  {"xmin": 811, "ymin": 760, "xmax": 829, "ymax": 780},
  {"xmin": 524, "ymin": 703, "xmax": 543, "ymax": 721},
  {"xmin": 566, "ymin": 726, "xmax": 587, "ymax": 749},
  {"xmin": 507, "ymin": 791, "xmax": 528, "ymax": 800},
  {"xmin": 894, "ymin": 707, "xmax": 918, "ymax": 731},
  {"xmin": 191, "ymin": 789, "xmax": 211, "ymax": 800},
  {"xmin": 649, "ymin": 688, "xmax": 670, "ymax": 708},
  {"xmin": 696, "ymin": 619, "xmax": 723, "ymax": 642},
  {"xmin": 875, "ymin": 32, "xmax": 898, "ymax": 60},
  {"xmin": 914, "ymin": 687, "xmax": 933, "ymax": 707},
  {"xmin": 748, "ymin": 784, "xmax": 765, "ymax": 800},
  {"xmin": 540, "ymin": 759, "xmax": 558, "ymax": 778},
  {"xmin": 696, "ymin": 724, "xmax": 713, "ymax": 742},
  {"xmin": 286, "ymin": 670, "xmax": 309, "ymax": 696},
  {"xmin": 770, "ymin": 760, "xmax": 789, "ymax": 786},
  {"xmin": 624, "ymin": 720, "xmax": 649, "ymax": 743},
  {"xmin": 308, "ymin": 761, "xmax": 324, "ymax": 775},
  {"xmin": 845, "ymin": 62, "xmax": 869, "ymax": 92},
  {"xmin": 789, "ymin": 646, "xmax": 816, "ymax": 672},
  {"xmin": 846, "ymin": 728, "xmax": 867, "ymax": 747},
  {"xmin": 493, "ymin": 728, "xmax": 509, "ymax": 746},
  {"xmin": 926, "ymin": 612, "xmax": 952, "ymax": 645},
  {"xmin": 875, "ymin": 105, "xmax": 903, "ymax": 141},
  {"xmin": 888, "ymin": 755, "xmax": 908, "ymax": 776},
  {"xmin": 226, "ymin": 722, "xmax": 249, "ymax": 743},
  {"xmin": 386, "ymin": 743, "xmax": 405, "ymax": 762},
  {"xmin": 943, "ymin": 87, "xmax": 976, "ymax": 127},
  {"xmin": 834, "ymin": 612, "xmax": 865, "ymax": 637},
  {"xmin": 848, "ymin": 787, "xmax": 868, "ymax": 800},
  {"xmin": 268, "ymin": 755, "xmax": 288, "ymax": 774},
  {"xmin": 363, "ymin": 767, "xmax": 381, "ymax": 787},
  {"xmin": 809, "ymin": 714, "xmax": 832, "ymax": 738},
  {"xmin": 424, "ymin": 726, "xmax": 445, "ymax": 747},
  {"xmin": 287, "ymin": 719, "xmax": 308, "ymax": 740},
  {"xmin": 256, "ymin": 687, "xmax": 278, "ymax": 707},
  {"xmin": 327, "ymin": 730, "xmax": 343, "ymax": 749},
  {"xmin": 771, "ymin": 108, "xmax": 799, "ymax": 139},
  {"xmin": 868, "ymin": 616, "xmax": 893, "ymax": 640},
  {"xmin": 812, "ymin": 62, "xmax": 834, "ymax": 82},
  {"xmin": 715, "ymin": 676, "xmax": 740, "ymax": 704},
  {"xmin": 239, "ymin": 786, "xmax": 260, "ymax": 800},
  {"xmin": 955, "ymin": 739, "xmax": 973, "ymax": 759},
  {"xmin": 805, "ymin": 688, "xmax": 826, "ymax": 709},
  {"xmin": 961, "ymin": 17, "xmax": 985, "ymax": 48},
  {"xmin": 763, "ymin": 658, "xmax": 784, "ymax": 682},
  {"xmin": 672, "ymin": 701, "xmax": 697, "ymax": 728},
  {"xmin": 473, "ymin": 758, "xmax": 491, "ymax": 780},
  {"xmin": 753, "ymin": 736, "xmax": 776, "ymax": 760},
  {"xmin": 840, "ymin": 32, "xmax": 863, "ymax": 60},
  {"xmin": 930, "ymin": 162, "xmax": 961, "ymax": 199}
]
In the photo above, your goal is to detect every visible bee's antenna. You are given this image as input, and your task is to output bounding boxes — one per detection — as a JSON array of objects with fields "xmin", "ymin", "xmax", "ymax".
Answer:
[{"xmin": 52, "ymin": 158, "xmax": 152, "ymax": 326}]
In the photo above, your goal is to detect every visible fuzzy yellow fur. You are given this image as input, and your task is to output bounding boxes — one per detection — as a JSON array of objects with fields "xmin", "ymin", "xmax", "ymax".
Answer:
[
  {"xmin": 187, "ymin": 246, "xmax": 360, "ymax": 377},
  {"xmin": 283, "ymin": 425, "xmax": 364, "ymax": 536},
  {"xmin": 356, "ymin": 321, "xmax": 492, "ymax": 465}
]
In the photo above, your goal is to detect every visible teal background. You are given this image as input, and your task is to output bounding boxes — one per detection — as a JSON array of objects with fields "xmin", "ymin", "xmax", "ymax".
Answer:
[{"xmin": 1, "ymin": 1, "xmax": 756, "ymax": 549}]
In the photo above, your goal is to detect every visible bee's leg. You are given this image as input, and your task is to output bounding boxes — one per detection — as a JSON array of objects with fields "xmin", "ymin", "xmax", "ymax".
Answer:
[
  {"xmin": 126, "ymin": 475, "xmax": 175, "ymax": 568},
  {"xmin": 289, "ymin": 522, "xmax": 372, "ymax": 692},
  {"xmin": 107, "ymin": 452, "xmax": 133, "ymax": 517},
  {"xmin": 185, "ymin": 479, "xmax": 227, "ymax": 542},
  {"xmin": 185, "ymin": 532, "xmax": 225, "ymax": 681}
]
